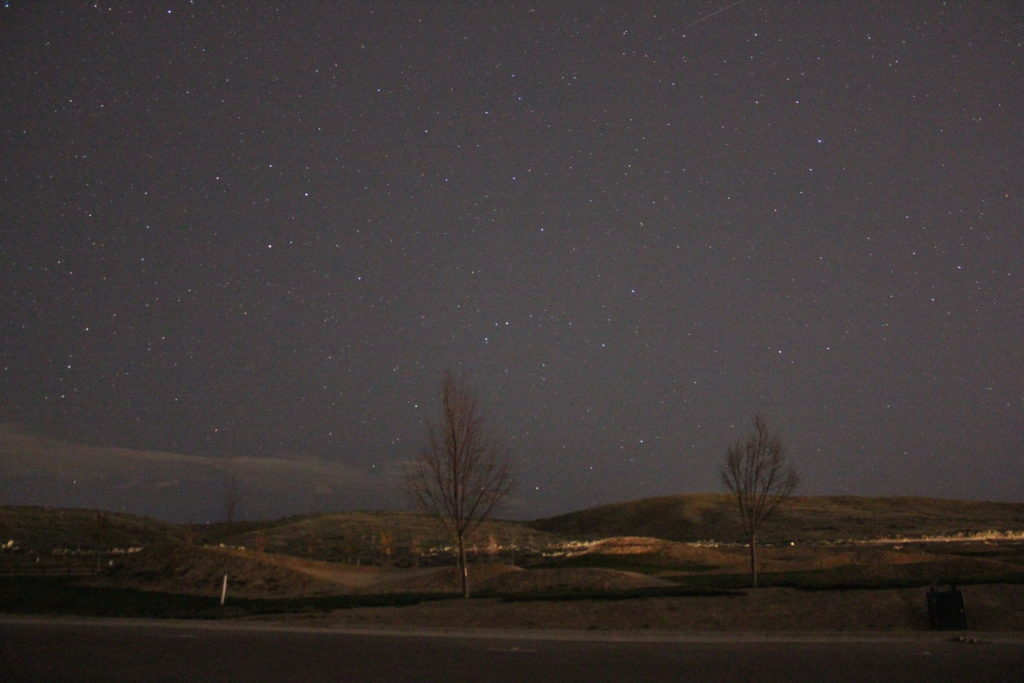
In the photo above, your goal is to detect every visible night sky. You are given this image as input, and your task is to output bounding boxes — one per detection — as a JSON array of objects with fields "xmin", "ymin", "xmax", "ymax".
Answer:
[{"xmin": 2, "ymin": 1, "xmax": 1022, "ymax": 516}]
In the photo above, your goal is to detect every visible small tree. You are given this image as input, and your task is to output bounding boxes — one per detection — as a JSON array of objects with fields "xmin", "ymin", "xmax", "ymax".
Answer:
[
  {"xmin": 221, "ymin": 473, "xmax": 240, "ymax": 524},
  {"xmin": 406, "ymin": 371, "xmax": 512, "ymax": 598},
  {"xmin": 720, "ymin": 415, "xmax": 799, "ymax": 587}
]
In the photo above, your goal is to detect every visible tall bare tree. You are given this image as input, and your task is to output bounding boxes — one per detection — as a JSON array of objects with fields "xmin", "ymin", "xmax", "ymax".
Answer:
[
  {"xmin": 721, "ymin": 415, "xmax": 799, "ymax": 587},
  {"xmin": 407, "ymin": 371, "xmax": 512, "ymax": 598}
]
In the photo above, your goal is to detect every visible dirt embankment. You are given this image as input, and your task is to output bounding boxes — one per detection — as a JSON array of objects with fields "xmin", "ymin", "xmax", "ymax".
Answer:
[{"xmin": 87, "ymin": 544, "xmax": 387, "ymax": 597}]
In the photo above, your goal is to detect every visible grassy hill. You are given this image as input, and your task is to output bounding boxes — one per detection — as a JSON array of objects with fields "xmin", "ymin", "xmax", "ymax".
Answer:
[
  {"xmin": 0, "ymin": 505, "xmax": 565, "ymax": 566},
  {"xmin": 0, "ymin": 506, "xmax": 185, "ymax": 551},
  {"xmin": 203, "ymin": 511, "xmax": 566, "ymax": 565},
  {"xmin": 2, "ymin": 494, "xmax": 1021, "ymax": 561},
  {"xmin": 529, "ymin": 494, "xmax": 1024, "ymax": 544},
  {"xmin": 3, "ymin": 498, "xmax": 1023, "ymax": 614}
]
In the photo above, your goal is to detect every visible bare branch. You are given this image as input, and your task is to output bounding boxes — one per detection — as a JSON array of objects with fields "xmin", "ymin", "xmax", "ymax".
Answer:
[
  {"xmin": 404, "ymin": 371, "xmax": 513, "ymax": 597},
  {"xmin": 720, "ymin": 415, "xmax": 799, "ymax": 587}
]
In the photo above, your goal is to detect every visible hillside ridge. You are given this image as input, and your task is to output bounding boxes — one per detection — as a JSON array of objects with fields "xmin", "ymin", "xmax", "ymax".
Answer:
[
  {"xmin": 3, "ymin": 493, "xmax": 1022, "ymax": 553},
  {"xmin": 528, "ymin": 493, "xmax": 1024, "ymax": 543}
]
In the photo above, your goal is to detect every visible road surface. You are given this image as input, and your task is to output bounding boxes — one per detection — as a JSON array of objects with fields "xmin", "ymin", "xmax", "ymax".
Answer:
[{"xmin": 1, "ymin": 617, "xmax": 1021, "ymax": 682}]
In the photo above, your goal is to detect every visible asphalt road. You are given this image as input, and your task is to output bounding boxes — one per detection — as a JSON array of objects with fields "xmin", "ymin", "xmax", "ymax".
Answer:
[{"xmin": 1, "ymin": 617, "xmax": 1021, "ymax": 682}]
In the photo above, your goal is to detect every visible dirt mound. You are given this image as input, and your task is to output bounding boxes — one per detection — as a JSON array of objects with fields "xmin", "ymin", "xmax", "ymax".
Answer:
[
  {"xmin": 244, "ymin": 550, "xmax": 386, "ymax": 590},
  {"xmin": 377, "ymin": 563, "xmax": 521, "ymax": 593},
  {"xmin": 89, "ymin": 543, "xmax": 374, "ymax": 597},
  {"xmin": 854, "ymin": 547, "xmax": 946, "ymax": 566},
  {"xmin": 587, "ymin": 537, "xmax": 669, "ymax": 554},
  {"xmin": 479, "ymin": 567, "xmax": 676, "ymax": 594},
  {"xmin": 362, "ymin": 562, "xmax": 675, "ymax": 594},
  {"xmin": 750, "ymin": 545, "xmax": 941, "ymax": 574},
  {"xmin": 581, "ymin": 537, "xmax": 742, "ymax": 571}
]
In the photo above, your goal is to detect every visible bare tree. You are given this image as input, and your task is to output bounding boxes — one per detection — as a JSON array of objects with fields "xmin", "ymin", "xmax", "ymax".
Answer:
[
  {"xmin": 720, "ymin": 415, "xmax": 799, "ymax": 587},
  {"xmin": 406, "ymin": 371, "xmax": 513, "ymax": 598},
  {"xmin": 222, "ymin": 473, "xmax": 240, "ymax": 524}
]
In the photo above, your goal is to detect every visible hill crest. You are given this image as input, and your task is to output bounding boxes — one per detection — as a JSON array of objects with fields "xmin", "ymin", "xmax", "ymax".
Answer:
[{"xmin": 529, "ymin": 493, "xmax": 1024, "ymax": 543}]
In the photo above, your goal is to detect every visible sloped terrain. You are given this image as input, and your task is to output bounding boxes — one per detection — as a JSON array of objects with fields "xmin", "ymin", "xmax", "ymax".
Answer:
[
  {"xmin": 479, "ymin": 566, "xmax": 677, "ymax": 594},
  {"xmin": 87, "ymin": 543, "xmax": 386, "ymax": 597},
  {"xmin": 208, "ymin": 511, "xmax": 563, "ymax": 565},
  {"xmin": 0, "ymin": 506, "xmax": 185, "ymax": 551},
  {"xmin": 530, "ymin": 494, "xmax": 1024, "ymax": 543}
]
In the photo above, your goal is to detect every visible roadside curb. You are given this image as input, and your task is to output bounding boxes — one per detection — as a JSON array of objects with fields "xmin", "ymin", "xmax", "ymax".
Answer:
[{"xmin": 3, "ymin": 615, "xmax": 1022, "ymax": 644}]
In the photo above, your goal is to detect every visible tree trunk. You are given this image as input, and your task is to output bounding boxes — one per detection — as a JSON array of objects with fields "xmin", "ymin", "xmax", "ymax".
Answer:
[
  {"xmin": 458, "ymin": 535, "xmax": 470, "ymax": 598},
  {"xmin": 749, "ymin": 532, "xmax": 758, "ymax": 588}
]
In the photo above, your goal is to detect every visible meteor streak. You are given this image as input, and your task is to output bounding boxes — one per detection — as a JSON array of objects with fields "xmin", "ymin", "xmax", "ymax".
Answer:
[{"xmin": 686, "ymin": 0, "xmax": 748, "ymax": 29}]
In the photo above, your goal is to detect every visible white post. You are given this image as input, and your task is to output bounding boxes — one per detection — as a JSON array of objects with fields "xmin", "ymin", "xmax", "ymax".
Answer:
[{"xmin": 220, "ymin": 574, "xmax": 228, "ymax": 606}]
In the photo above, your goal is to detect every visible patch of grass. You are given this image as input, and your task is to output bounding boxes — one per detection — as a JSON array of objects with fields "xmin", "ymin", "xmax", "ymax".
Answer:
[
  {"xmin": 527, "ymin": 553, "xmax": 713, "ymax": 575},
  {"xmin": 494, "ymin": 585, "xmax": 740, "ymax": 602},
  {"xmin": 936, "ymin": 543, "xmax": 1024, "ymax": 564},
  {"xmin": 0, "ymin": 577, "xmax": 454, "ymax": 619},
  {"xmin": 0, "ymin": 577, "xmax": 228, "ymax": 618},
  {"xmin": 0, "ymin": 576, "xmax": 736, "ymax": 618},
  {"xmin": 664, "ymin": 568, "xmax": 1024, "ymax": 592}
]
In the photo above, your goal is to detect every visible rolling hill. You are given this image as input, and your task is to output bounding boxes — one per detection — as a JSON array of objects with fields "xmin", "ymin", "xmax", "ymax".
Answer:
[
  {"xmin": 528, "ymin": 493, "xmax": 1024, "ymax": 543},
  {"xmin": 3, "ymin": 493, "xmax": 1022, "ymax": 558},
  {"xmin": 0, "ymin": 506, "xmax": 185, "ymax": 551}
]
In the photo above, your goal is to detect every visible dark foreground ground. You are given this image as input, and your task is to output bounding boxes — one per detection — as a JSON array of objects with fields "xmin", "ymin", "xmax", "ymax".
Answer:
[{"xmin": 1, "ymin": 617, "xmax": 1021, "ymax": 682}]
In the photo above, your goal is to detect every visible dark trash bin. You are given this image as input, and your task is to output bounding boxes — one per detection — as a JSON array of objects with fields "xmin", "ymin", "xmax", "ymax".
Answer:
[{"xmin": 927, "ymin": 585, "xmax": 967, "ymax": 630}]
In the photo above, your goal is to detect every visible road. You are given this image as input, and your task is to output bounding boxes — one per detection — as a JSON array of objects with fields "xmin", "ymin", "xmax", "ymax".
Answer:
[{"xmin": 1, "ymin": 617, "xmax": 1021, "ymax": 682}]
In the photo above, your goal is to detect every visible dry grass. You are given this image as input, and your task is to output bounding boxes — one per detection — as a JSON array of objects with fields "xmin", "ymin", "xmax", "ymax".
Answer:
[
  {"xmin": 85, "ymin": 544, "xmax": 383, "ymax": 597},
  {"xmin": 64, "ymin": 534, "xmax": 1024, "ymax": 632},
  {"xmin": 271, "ymin": 583, "xmax": 1024, "ymax": 632},
  {"xmin": 12, "ymin": 497, "xmax": 1018, "ymax": 632},
  {"xmin": 88, "ymin": 548, "xmax": 677, "ymax": 598}
]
